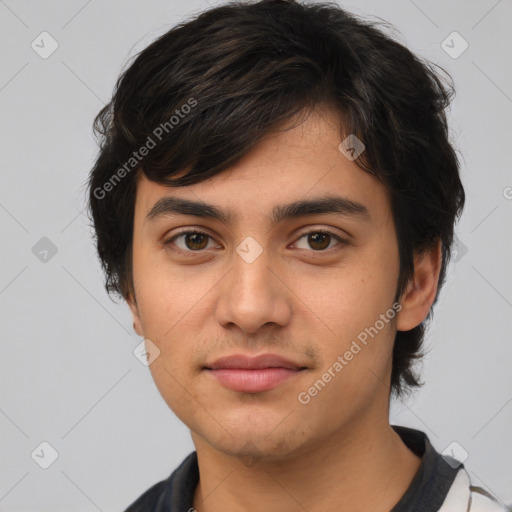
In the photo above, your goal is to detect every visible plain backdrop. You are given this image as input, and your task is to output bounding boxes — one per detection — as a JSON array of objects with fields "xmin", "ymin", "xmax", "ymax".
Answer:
[{"xmin": 1, "ymin": 0, "xmax": 511, "ymax": 510}]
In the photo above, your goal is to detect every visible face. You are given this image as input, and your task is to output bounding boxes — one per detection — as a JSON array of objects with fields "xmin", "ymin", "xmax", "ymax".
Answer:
[{"xmin": 128, "ymin": 109, "xmax": 403, "ymax": 461}]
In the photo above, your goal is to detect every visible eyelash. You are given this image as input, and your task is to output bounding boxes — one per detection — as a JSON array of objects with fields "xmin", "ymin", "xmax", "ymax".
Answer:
[{"xmin": 163, "ymin": 228, "xmax": 350, "ymax": 254}]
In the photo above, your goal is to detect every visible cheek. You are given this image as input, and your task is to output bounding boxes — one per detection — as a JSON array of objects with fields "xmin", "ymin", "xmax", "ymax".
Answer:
[
  {"xmin": 293, "ymin": 271, "xmax": 398, "ymax": 426},
  {"xmin": 304, "ymin": 251, "xmax": 398, "ymax": 343},
  {"xmin": 131, "ymin": 248, "xmax": 225, "ymax": 402},
  {"xmin": 297, "ymin": 235, "xmax": 399, "ymax": 387},
  {"xmin": 132, "ymin": 242, "xmax": 213, "ymax": 337}
]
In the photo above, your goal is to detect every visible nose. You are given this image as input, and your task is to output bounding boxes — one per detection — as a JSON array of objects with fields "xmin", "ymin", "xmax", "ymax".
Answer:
[{"xmin": 215, "ymin": 244, "xmax": 292, "ymax": 334}]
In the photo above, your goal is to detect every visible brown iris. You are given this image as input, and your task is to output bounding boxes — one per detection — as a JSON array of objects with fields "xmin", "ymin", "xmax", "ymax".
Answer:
[
  {"xmin": 307, "ymin": 232, "xmax": 331, "ymax": 250},
  {"xmin": 184, "ymin": 233, "xmax": 209, "ymax": 250}
]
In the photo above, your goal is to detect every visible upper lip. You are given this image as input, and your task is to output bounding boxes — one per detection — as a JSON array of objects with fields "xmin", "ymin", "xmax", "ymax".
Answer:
[{"xmin": 205, "ymin": 353, "xmax": 306, "ymax": 370}]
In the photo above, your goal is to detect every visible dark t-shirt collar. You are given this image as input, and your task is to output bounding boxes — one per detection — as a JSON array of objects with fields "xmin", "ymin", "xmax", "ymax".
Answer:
[
  {"xmin": 125, "ymin": 425, "xmax": 460, "ymax": 512},
  {"xmin": 390, "ymin": 425, "xmax": 460, "ymax": 511}
]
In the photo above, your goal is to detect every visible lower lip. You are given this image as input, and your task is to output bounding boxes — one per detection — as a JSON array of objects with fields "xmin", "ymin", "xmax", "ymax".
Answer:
[{"xmin": 206, "ymin": 368, "xmax": 302, "ymax": 393}]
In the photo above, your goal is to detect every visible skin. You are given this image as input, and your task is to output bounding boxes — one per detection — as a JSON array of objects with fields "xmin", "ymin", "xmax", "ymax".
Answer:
[{"xmin": 128, "ymin": 108, "xmax": 442, "ymax": 512}]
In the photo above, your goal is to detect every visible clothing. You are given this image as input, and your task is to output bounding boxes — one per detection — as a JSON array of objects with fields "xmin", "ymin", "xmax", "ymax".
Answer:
[{"xmin": 124, "ymin": 425, "xmax": 507, "ymax": 511}]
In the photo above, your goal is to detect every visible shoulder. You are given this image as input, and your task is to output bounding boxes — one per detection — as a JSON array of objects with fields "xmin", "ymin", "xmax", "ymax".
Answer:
[
  {"xmin": 123, "ymin": 478, "xmax": 169, "ymax": 512},
  {"xmin": 122, "ymin": 451, "xmax": 199, "ymax": 512},
  {"xmin": 469, "ymin": 486, "xmax": 510, "ymax": 512},
  {"xmin": 438, "ymin": 468, "xmax": 509, "ymax": 512}
]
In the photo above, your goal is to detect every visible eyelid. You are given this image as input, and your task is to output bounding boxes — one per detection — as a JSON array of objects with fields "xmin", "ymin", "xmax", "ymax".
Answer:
[{"xmin": 293, "ymin": 225, "xmax": 352, "ymax": 242}]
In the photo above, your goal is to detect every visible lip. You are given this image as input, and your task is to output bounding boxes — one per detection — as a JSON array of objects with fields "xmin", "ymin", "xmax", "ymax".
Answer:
[
  {"xmin": 204, "ymin": 353, "xmax": 307, "ymax": 393},
  {"xmin": 206, "ymin": 353, "xmax": 305, "ymax": 370}
]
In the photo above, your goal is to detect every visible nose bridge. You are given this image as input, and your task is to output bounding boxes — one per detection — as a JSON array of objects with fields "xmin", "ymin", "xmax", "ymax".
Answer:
[
  {"xmin": 215, "ymin": 236, "xmax": 291, "ymax": 333},
  {"xmin": 234, "ymin": 238, "xmax": 272, "ymax": 294}
]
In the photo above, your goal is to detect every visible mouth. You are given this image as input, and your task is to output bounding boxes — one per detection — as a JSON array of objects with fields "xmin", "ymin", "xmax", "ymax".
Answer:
[{"xmin": 204, "ymin": 353, "xmax": 308, "ymax": 393}]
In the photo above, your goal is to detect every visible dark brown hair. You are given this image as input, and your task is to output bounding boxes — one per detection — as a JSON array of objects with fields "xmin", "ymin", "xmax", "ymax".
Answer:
[{"xmin": 87, "ymin": 0, "xmax": 465, "ymax": 397}]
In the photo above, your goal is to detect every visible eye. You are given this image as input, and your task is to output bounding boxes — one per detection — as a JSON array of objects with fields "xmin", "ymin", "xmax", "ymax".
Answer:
[
  {"xmin": 164, "ymin": 229, "xmax": 218, "ymax": 252},
  {"xmin": 294, "ymin": 230, "xmax": 349, "ymax": 251}
]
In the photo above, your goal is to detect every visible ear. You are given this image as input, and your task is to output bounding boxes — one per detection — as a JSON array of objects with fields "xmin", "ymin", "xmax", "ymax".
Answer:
[
  {"xmin": 396, "ymin": 240, "xmax": 442, "ymax": 332},
  {"xmin": 127, "ymin": 293, "xmax": 144, "ymax": 337}
]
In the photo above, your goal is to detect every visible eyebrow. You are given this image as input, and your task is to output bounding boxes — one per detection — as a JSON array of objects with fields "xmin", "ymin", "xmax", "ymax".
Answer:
[{"xmin": 145, "ymin": 195, "xmax": 370, "ymax": 225}]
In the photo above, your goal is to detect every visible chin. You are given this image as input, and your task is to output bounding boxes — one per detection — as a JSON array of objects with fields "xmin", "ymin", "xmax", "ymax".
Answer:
[{"xmin": 192, "ymin": 410, "xmax": 311, "ymax": 464}]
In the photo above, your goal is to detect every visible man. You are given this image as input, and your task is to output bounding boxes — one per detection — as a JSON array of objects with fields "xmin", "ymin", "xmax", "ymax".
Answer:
[{"xmin": 87, "ymin": 0, "xmax": 507, "ymax": 510}]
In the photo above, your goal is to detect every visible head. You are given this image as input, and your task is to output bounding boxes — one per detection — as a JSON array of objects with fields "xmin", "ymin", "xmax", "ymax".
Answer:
[{"xmin": 87, "ymin": 0, "xmax": 464, "ymax": 459}]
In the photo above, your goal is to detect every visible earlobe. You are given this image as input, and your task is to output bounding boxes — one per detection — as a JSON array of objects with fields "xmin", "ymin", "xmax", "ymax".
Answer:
[
  {"xmin": 396, "ymin": 240, "xmax": 442, "ymax": 332},
  {"xmin": 127, "ymin": 294, "xmax": 144, "ymax": 337}
]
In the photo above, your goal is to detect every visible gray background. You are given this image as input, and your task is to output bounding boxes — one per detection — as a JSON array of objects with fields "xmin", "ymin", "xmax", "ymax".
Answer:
[{"xmin": 1, "ymin": 0, "xmax": 511, "ymax": 510}]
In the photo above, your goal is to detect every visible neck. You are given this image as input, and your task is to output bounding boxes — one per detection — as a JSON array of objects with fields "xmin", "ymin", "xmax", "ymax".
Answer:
[{"xmin": 191, "ymin": 417, "xmax": 421, "ymax": 512}]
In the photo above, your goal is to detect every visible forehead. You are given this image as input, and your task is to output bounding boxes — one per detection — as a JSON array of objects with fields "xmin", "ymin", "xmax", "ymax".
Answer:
[{"xmin": 133, "ymin": 111, "xmax": 392, "ymax": 226}]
